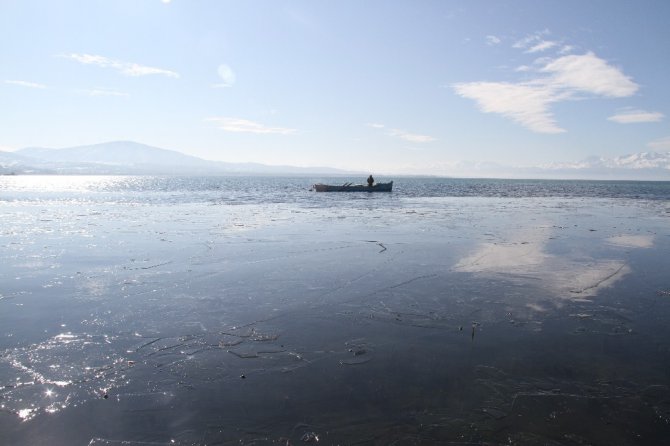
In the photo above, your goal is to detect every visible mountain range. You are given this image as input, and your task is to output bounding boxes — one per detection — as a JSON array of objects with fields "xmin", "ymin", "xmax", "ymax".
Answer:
[
  {"xmin": 1, "ymin": 141, "xmax": 669, "ymax": 180},
  {"xmin": 0, "ymin": 141, "xmax": 353, "ymax": 176}
]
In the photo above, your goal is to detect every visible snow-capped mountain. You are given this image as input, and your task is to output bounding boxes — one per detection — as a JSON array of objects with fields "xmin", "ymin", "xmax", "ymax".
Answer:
[
  {"xmin": 413, "ymin": 152, "xmax": 670, "ymax": 180},
  {"xmin": 545, "ymin": 152, "xmax": 670, "ymax": 170},
  {"xmin": 603, "ymin": 151, "xmax": 670, "ymax": 169},
  {"xmin": 522, "ymin": 151, "xmax": 669, "ymax": 180}
]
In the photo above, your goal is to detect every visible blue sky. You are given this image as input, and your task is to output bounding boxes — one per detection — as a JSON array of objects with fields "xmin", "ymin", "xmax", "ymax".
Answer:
[{"xmin": 1, "ymin": 0, "xmax": 669, "ymax": 174}]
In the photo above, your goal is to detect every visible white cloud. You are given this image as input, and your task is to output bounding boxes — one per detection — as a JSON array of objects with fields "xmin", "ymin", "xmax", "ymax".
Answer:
[
  {"xmin": 513, "ymin": 31, "xmax": 564, "ymax": 54},
  {"xmin": 532, "ymin": 56, "xmax": 553, "ymax": 67},
  {"xmin": 212, "ymin": 64, "xmax": 237, "ymax": 88},
  {"xmin": 388, "ymin": 128, "xmax": 436, "ymax": 143},
  {"xmin": 608, "ymin": 109, "xmax": 664, "ymax": 124},
  {"xmin": 648, "ymin": 136, "xmax": 670, "ymax": 150},
  {"xmin": 124, "ymin": 64, "xmax": 178, "ymax": 77},
  {"xmin": 368, "ymin": 123, "xmax": 435, "ymax": 142},
  {"xmin": 527, "ymin": 40, "xmax": 557, "ymax": 53},
  {"xmin": 540, "ymin": 52, "xmax": 638, "ymax": 97},
  {"xmin": 559, "ymin": 45, "xmax": 574, "ymax": 54},
  {"xmin": 207, "ymin": 117, "xmax": 297, "ymax": 135},
  {"xmin": 213, "ymin": 64, "xmax": 236, "ymax": 88},
  {"xmin": 454, "ymin": 81, "xmax": 565, "ymax": 134},
  {"xmin": 218, "ymin": 64, "xmax": 235, "ymax": 85},
  {"xmin": 5, "ymin": 79, "xmax": 46, "ymax": 89},
  {"xmin": 61, "ymin": 53, "xmax": 179, "ymax": 78},
  {"xmin": 486, "ymin": 35, "xmax": 501, "ymax": 46},
  {"xmin": 454, "ymin": 51, "xmax": 639, "ymax": 134},
  {"xmin": 513, "ymin": 30, "xmax": 550, "ymax": 50},
  {"xmin": 82, "ymin": 88, "xmax": 129, "ymax": 97}
]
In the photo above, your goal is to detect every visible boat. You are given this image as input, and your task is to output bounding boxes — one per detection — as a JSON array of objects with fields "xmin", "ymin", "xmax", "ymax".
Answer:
[{"xmin": 312, "ymin": 181, "xmax": 393, "ymax": 192}]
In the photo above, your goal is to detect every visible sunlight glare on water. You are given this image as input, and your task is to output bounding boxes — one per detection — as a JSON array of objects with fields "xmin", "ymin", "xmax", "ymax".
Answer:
[{"xmin": 1, "ymin": 175, "xmax": 126, "ymax": 193}]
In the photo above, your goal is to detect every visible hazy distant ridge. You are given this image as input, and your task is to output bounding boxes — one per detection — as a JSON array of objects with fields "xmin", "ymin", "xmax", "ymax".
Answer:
[
  {"xmin": 1, "ymin": 141, "xmax": 669, "ymax": 179},
  {"xmin": 17, "ymin": 141, "xmax": 209, "ymax": 167},
  {"xmin": 2, "ymin": 141, "xmax": 353, "ymax": 175}
]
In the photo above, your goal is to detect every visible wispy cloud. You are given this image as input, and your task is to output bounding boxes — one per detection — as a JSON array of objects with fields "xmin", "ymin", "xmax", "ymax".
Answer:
[
  {"xmin": 454, "ymin": 81, "xmax": 565, "ymax": 134},
  {"xmin": 486, "ymin": 35, "xmax": 501, "ymax": 46},
  {"xmin": 608, "ymin": 109, "xmax": 664, "ymax": 124},
  {"xmin": 81, "ymin": 88, "xmax": 129, "ymax": 97},
  {"xmin": 212, "ymin": 64, "xmax": 236, "ymax": 88},
  {"xmin": 454, "ymin": 45, "xmax": 639, "ymax": 134},
  {"xmin": 207, "ymin": 117, "xmax": 297, "ymax": 135},
  {"xmin": 540, "ymin": 52, "xmax": 637, "ymax": 97},
  {"xmin": 388, "ymin": 128, "xmax": 436, "ymax": 143},
  {"xmin": 5, "ymin": 79, "xmax": 46, "ymax": 89},
  {"xmin": 648, "ymin": 136, "xmax": 670, "ymax": 150},
  {"xmin": 514, "ymin": 30, "xmax": 559, "ymax": 54},
  {"xmin": 368, "ymin": 123, "xmax": 435, "ymax": 142},
  {"xmin": 527, "ymin": 40, "xmax": 557, "ymax": 53},
  {"xmin": 559, "ymin": 45, "xmax": 574, "ymax": 54},
  {"xmin": 61, "ymin": 53, "xmax": 179, "ymax": 78},
  {"xmin": 513, "ymin": 30, "xmax": 550, "ymax": 50}
]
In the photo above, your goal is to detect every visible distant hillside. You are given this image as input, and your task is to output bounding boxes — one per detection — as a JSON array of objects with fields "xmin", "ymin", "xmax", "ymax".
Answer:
[
  {"xmin": 0, "ymin": 150, "xmax": 53, "ymax": 174},
  {"xmin": 4, "ymin": 141, "xmax": 354, "ymax": 175},
  {"xmin": 2, "ymin": 141, "xmax": 669, "ymax": 179},
  {"xmin": 17, "ymin": 141, "xmax": 211, "ymax": 168}
]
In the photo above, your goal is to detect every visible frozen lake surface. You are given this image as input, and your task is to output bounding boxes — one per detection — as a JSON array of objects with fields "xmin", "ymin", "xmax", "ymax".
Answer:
[{"xmin": 1, "ymin": 176, "xmax": 670, "ymax": 445}]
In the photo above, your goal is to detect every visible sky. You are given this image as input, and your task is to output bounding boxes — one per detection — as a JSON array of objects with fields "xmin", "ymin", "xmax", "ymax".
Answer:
[{"xmin": 1, "ymin": 0, "xmax": 669, "ymax": 175}]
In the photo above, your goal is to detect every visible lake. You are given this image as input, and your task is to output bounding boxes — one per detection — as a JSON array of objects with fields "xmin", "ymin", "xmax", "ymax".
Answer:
[{"xmin": 1, "ymin": 176, "xmax": 670, "ymax": 445}]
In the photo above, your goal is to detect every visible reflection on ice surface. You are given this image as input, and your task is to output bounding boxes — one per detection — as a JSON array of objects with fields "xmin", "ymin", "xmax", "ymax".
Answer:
[
  {"xmin": 1, "ymin": 178, "xmax": 670, "ymax": 444},
  {"xmin": 607, "ymin": 234, "xmax": 654, "ymax": 248},
  {"xmin": 453, "ymin": 223, "xmax": 652, "ymax": 298}
]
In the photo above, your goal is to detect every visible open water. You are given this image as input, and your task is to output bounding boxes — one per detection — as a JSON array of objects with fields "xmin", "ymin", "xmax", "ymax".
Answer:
[{"xmin": 1, "ymin": 176, "xmax": 670, "ymax": 445}]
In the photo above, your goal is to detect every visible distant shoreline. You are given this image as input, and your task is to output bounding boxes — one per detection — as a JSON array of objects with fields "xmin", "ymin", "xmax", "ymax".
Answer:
[{"xmin": 3, "ymin": 171, "xmax": 670, "ymax": 183}]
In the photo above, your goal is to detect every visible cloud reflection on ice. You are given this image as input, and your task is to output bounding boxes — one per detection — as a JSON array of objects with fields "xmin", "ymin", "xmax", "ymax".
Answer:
[
  {"xmin": 454, "ymin": 225, "xmax": 652, "ymax": 299},
  {"xmin": 607, "ymin": 234, "xmax": 654, "ymax": 248}
]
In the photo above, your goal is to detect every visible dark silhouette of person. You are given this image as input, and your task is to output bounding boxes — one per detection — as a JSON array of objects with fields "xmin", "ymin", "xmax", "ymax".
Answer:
[{"xmin": 367, "ymin": 175, "xmax": 374, "ymax": 187}]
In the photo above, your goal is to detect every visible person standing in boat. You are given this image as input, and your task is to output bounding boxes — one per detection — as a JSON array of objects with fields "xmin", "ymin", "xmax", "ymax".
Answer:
[{"xmin": 367, "ymin": 175, "xmax": 374, "ymax": 187}]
